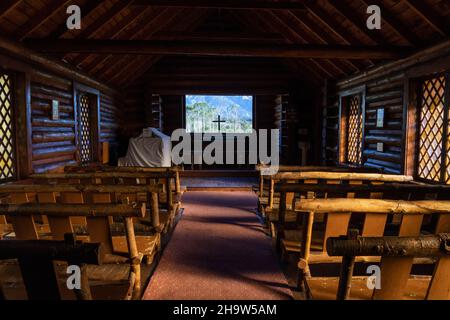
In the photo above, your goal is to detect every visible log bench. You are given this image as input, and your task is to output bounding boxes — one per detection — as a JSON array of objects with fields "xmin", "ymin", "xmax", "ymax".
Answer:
[
  {"xmin": 263, "ymin": 172, "xmax": 415, "ymax": 239},
  {"xmin": 0, "ymin": 234, "xmax": 103, "ymax": 300},
  {"xmin": 288, "ymin": 198, "xmax": 450, "ymax": 300},
  {"xmin": 254, "ymin": 165, "xmax": 383, "ymax": 215},
  {"xmin": 0, "ymin": 184, "xmax": 164, "ymax": 264},
  {"xmin": 326, "ymin": 233, "xmax": 450, "ymax": 300},
  {"xmin": 30, "ymin": 170, "xmax": 183, "ymax": 234},
  {"xmin": 0, "ymin": 199, "xmax": 147, "ymax": 300}
]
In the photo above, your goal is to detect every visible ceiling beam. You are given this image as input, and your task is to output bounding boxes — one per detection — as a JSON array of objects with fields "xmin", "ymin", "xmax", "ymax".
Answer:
[
  {"xmin": 404, "ymin": 0, "xmax": 448, "ymax": 36},
  {"xmin": 16, "ymin": 0, "xmax": 72, "ymax": 41},
  {"xmin": 26, "ymin": 39, "xmax": 410, "ymax": 59},
  {"xmin": 150, "ymin": 31, "xmax": 286, "ymax": 42},
  {"xmin": 0, "ymin": 0, "xmax": 21, "ymax": 20},
  {"xmin": 132, "ymin": 0, "xmax": 306, "ymax": 10}
]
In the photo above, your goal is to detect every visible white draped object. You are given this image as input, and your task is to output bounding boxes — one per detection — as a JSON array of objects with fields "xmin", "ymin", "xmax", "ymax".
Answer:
[{"xmin": 118, "ymin": 128, "xmax": 172, "ymax": 167}]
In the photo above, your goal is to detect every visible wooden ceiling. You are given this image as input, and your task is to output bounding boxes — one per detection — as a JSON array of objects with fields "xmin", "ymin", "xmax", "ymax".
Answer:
[{"xmin": 0, "ymin": 0, "xmax": 448, "ymax": 88}]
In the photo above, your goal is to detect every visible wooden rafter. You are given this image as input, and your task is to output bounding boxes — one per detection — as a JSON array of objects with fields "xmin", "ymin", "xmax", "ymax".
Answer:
[
  {"xmin": 302, "ymin": 1, "xmax": 374, "ymax": 67},
  {"xmin": 0, "ymin": 0, "xmax": 21, "ymax": 20},
  {"xmin": 272, "ymin": 10, "xmax": 352, "ymax": 76},
  {"xmin": 107, "ymin": 9, "xmax": 210, "ymax": 85},
  {"xmin": 61, "ymin": 0, "xmax": 134, "ymax": 61},
  {"xmin": 16, "ymin": 0, "xmax": 72, "ymax": 41},
  {"xmin": 75, "ymin": 6, "xmax": 159, "ymax": 69},
  {"xmin": 404, "ymin": 0, "xmax": 448, "ymax": 36},
  {"xmin": 47, "ymin": 0, "xmax": 104, "ymax": 39},
  {"xmin": 131, "ymin": 0, "xmax": 307, "ymax": 10},
  {"xmin": 288, "ymin": 10, "xmax": 361, "ymax": 73},
  {"xmin": 327, "ymin": 0, "xmax": 389, "ymax": 46},
  {"xmin": 239, "ymin": 9, "xmax": 344, "ymax": 79},
  {"xmin": 358, "ymin": 0, "xmax": 422, "ymax": 46},
  {"xmin": 72, "ymin": 0, "xmax": 133, "ymax": 40},
  {"xmin": 92, "ymin": 7, "xmax": 185, "ymax": 78}
]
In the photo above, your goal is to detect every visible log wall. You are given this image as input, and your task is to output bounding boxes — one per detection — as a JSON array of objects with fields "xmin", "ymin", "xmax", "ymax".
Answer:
[
  {"xmin": 0, "ymin": 48, "xmax": 121, "ymax": 175},
  {"xmin": 324, "ymin": 42, "xmax": 450, "ymax": 174}
]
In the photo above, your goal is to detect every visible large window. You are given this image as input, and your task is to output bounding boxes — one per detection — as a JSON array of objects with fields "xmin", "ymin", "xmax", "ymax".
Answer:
[
  {"xmin": 417, "ymin": 74, "xmax": 450, "ymax": 184},
  {"xmin": 185, "ymin": 95, "xmax": 253, "ymax": 133},
  {"xmin": 0, "ymin": 73, "xmax": 16, "ymax": 182}
]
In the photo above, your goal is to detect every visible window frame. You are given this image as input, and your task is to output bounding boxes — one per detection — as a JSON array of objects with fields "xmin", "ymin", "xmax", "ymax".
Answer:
[
  {"xmin": 414, "ymin": 72, "xmax": 450, "ymax": 184},
  {"xmin": 338, "ymin": 85, "xmax": 366, "ymax": 167},
  {"xmin": 73, "ymin": 82, "xmax": 101, "ymax": 164},
  {"xmin": 183, "ymin": 94, "xmax": 255, "ymax": 134},
  {"xmin": 0, "ymin": 69, "xmax": 18, "ymax": 183}
]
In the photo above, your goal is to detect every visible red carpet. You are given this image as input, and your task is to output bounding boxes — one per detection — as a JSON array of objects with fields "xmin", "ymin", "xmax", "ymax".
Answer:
[{"xmin": 143, "ymin": 191, "xmax": 292, "ymax": 300}]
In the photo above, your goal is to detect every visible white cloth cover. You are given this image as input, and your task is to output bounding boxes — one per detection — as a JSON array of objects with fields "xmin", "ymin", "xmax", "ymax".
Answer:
[{"xmin": 118, "ymin": 128, "xmax": 172, "ymax": 167}]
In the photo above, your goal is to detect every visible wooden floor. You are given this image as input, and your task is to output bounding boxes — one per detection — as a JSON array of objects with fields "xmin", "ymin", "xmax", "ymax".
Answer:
[{"xmin": 143, "ymin": 191, "xmax": 292, "ymax": 300}]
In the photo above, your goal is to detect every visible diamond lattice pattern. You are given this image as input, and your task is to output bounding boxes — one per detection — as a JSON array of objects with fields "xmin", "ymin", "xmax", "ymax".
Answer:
[
  {"xmin": 0, "ymin": 74, "xmax": 16, "ymax": 181},
  {"xmin": 418, "ymin": 76, "xmax": 446, "ymax": 183},
  {"xmin": 347, "ymin": 95, "xmax": 363, "ymax": 165},
  {"xmin": 79, "ymin": 95, "xmax": 92, "ymax": 163}
]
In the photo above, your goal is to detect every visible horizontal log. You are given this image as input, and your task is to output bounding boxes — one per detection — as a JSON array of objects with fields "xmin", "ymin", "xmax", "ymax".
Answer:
[
  {"xmin": 0, "ymin": 203, "xmax": 146, "ymax": 218},
  {"xmin": 295, "ymin": 199, "xmax": 450, "ymax": 214},
  {"xmin": 0, "ymin": 184, "xmax": 163, "ymax": 193},
  {"xmin": 275, "ymin": 182, "xmax": 450, "ymax": 194},
  {"xmin": 132, "ymin": 0, "xmax": 307, "ymax": 9},
  {"xmin": 31, "ymin": 171, "xmax": 172, "ymax": 179},
  {"xmin": 271, "ymin": 171, "xmax": 413, "ymax": 182},
  {"xmin": 257, "ymin": 165, "xmax": 381, "ymax": 173},
  {"xmin": 326, "ymin": 234, "xmax": 450, "ymax": 257},
  {"xmin": 64, "ymin": 165, "xmax": 182, "ymax": 173},
  {"xmin": 26, "ymin": 40, "xmax": 410, "ymax": 60},
  {"xmin": 0, "ymin": 236, "xmax": 104, "ymax": 264}
]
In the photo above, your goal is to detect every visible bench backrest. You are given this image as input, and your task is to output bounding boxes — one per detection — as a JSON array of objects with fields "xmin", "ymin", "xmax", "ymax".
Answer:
[{"xmin": 296, "ymin": 198, "xmax": 450, "ymax": 300}]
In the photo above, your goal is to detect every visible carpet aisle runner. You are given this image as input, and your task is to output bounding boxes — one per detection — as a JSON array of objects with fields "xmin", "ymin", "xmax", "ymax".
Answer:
[{"xmin": 143, "ymin": 191, "xmax": 292, "ymax": 300}]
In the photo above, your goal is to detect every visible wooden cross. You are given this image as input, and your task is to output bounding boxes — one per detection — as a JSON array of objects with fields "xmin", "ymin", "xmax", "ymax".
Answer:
[{"xmin": 212, "ymin": 115, "xmax": 226, "ymax": 131}]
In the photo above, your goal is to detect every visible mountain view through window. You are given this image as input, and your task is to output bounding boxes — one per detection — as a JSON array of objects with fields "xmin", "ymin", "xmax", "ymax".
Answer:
[{"xmin": 185, "ymin": 95, "xmax": 253, "ymax": 133}]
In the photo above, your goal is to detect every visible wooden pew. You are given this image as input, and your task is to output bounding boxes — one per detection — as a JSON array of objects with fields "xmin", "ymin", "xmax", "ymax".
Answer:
[
  {"xmin": 264, "ymin": 172, "xmax": 414, "ymax": 239},
  {"xmin": 290, "ymin": 198, "xmax": 450, "ymax": 300},
  {"xmin": 0, "ymin": 234, "xmax": 103, "ymax": 300},
  {"xmin": 0, "ymin": 199, "xmax": 146, "ymax": 300},
  {"xmin": 255, "ymin": 165, "xmax": 383, "ymax": 215},
  {"xmin": 327, "ymin": 233, "xmax": 450, "ymax": 300},
  {"xmin": 30, "ymin": 170, "xmax": 180, "ymax": 235},
  {"xmin": 0, "ymin": 184, "xmax": 162, "ymax": 264}
]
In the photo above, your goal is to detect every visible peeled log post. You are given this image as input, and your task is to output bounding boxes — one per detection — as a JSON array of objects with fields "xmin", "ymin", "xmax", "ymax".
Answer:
[
  {"xmin": 336, "ymin": 230, "xmax": 359, "ymax": 300},
  {"xmin": 275, "ymin": 190, "xmax": 287, "ymax": 253},
  {"xmin": 73, "ymin": 264, "xmax": 93, "ymax": 301},
  {"xmin": 150, "ymin": 192, "xmax": 160, "ymax": 229},
  {"xmin": 327, "ymin": 234, "xmax": 450, "ymax": 258},
  {"xmin": 124, "ymin": 217, "xmax": 141, "ymax": 300}
]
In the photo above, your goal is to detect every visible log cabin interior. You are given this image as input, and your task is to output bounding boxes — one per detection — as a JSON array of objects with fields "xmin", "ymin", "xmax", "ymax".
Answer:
[{"xmin": 0, "ymin": 0, "xmax": 449, "ymax": 302}]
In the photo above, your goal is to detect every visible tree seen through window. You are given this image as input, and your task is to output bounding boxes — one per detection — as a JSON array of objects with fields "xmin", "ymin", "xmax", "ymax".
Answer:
[{"xmin": 185, "ymin": 95, "xmax": 253, "ymax": 133}]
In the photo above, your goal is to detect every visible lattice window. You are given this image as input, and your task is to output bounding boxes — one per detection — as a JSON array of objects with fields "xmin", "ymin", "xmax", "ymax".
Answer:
[
  {"xmin": 79, "ymin": 95, "xmax": 92, "ymax": 163},
  {"xmin": 346, "ymin": 95, "xmax": 363, "ymax": 165},
  {"xmin": 417, "ymin": 75, "xmax": 449, "ymax": 184},
  {"xmin": 0, "ymin": 74, "xmax": 16, "ymax": 182}
]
